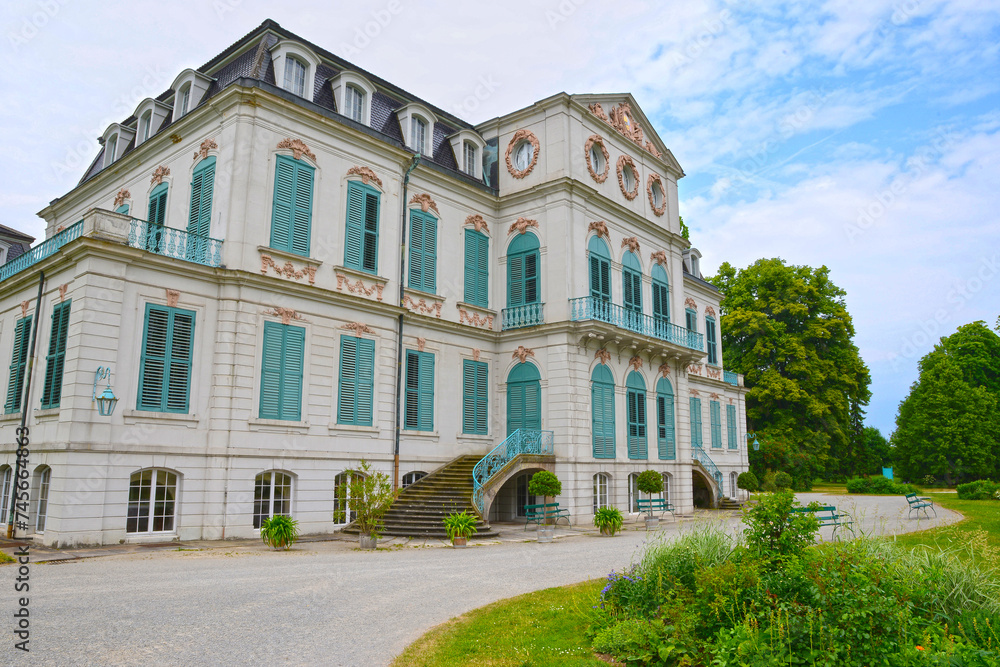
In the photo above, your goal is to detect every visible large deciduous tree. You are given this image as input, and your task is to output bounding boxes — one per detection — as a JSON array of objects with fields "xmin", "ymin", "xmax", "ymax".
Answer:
[
  {"xmin": 893, "ymin": 321, "xmax": 1000, "ymax": 484},
  {"xmin": 709, "ymin": 259, "xmax": 871, "ymax": 487}
]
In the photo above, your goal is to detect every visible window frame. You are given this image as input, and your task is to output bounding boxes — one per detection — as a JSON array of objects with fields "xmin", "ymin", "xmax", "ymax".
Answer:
[
  {"xmin": 462, "ymin": 359, "xmax": 488, "ymax": 435},
  {"xmin": 258, "ymin": 321, "xmax": 306, "ymax": 422},
  {"xmin": 137, "ymin": 303, "xmax": 195, "ymax": 414},
  {"xmin": 344, "ymin": 180, "xmax": 381, "ymax": 274},
  {"xmin": 253, "ymin": 470, "xmax": 293, "ymax": 529},
  {"xmin": 283, "ymin": 56, "xmax": 307, "ymax": 97},
  {"xmin": 40, "ymin": 300, "xmax": 71, "ymax": 409},
  {"xmin": 5, "ymin": 315, "xmax": 32, "ymax": 414},
  {"xmin": 126, "ymin": 468, "xmax": 178, "ymax": 534},
  {"xmin": 337, "ymin": 335, "xmax": 375, "ymax": 426},
  {"xmin": 593, "ymin": 473, "xmax": 610, "ymax": 513},
  {"xmin": 408, "ymin": 209, "xmax": 438, "ymax": 293},
  {"xmin": 346, "ymin": 85, "xmax": 365, "ymax": 123},
  {"xmin": 34, "ymin": 466, "xmax": 51, "ymax": 533},
  {"xmin": 404, "ymin": 350, "xmax": 434, "ymax": 431},
  {"xmin": 463, "ymin": 141, "xmax": 477, "ymax": 175}
]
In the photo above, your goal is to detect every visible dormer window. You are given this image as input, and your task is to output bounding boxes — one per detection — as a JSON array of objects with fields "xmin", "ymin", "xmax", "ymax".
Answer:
[
  {"xmin": 464, "ymin": 141, "xmax": 477, "ymax": 175},
  {"xmin": 179, "ymin": 85, "xmax": 190, "ymax": 116},
  {"xmin": 140, "ymin": 112, "xmax": 151, "ymax": 142},
  {"xmin": 169, "ymin": 69, "xmax": 213, "ymax": 124},
  {"xmin": 346, "ymin": 85, "xmax": 364, "ymax": 123},
  {"xmin": 284, "ymin": 57, "xmax": 307, "ymax": 97},
  {"xmin": 411, "ymin": 116, "xmax": 427, "ymax": 154},
  {"xmin": 106, "ymin": 135, "xmax": 118, "ymax": 165},
  {"xmin": 448, "ymin": 129, "xmax": 486, "ymax": 180}
]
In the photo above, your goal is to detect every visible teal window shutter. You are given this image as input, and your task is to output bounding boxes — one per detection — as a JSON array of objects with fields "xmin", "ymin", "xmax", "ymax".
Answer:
[
  {"xmin": 187, "ymin": 156, "xmax": 216, "ymax": 237},
  {"xmin": 652, "ymin": 265, "xmax": 669, "ymax": 325},
  {"xmin": 706, "ymin": 317, "xmax": 718, "ymax": 365},
  {"xmin": 40, "ymin": 301, "xmax": 72, "ymax": 409},
  {"xmin": 344, "ymin": 180, "xmax": 380, "ymax": 273},
  {"xmin": 337, "ymin": 335, "xmax": 374, "ymax": 426},
  {"xmin": 259, "ymin": 321, "xmax": 305, "ymax": 421},
  {"xmin": 656, "ymin": 378, "xmax": 675, "ymax": 460},
  {"xmin": 622, "ymin": 251, "xmax": 642, "ymax": 314},
  {"xmin": 148, "ymin": 183, "xmax": 168, "ymax": 225},
  {"xmin": 710, "ymin": 400, "xmax": 722, "ymax": 448},
  {"xmin": 462, "ymin": 359, "xmax": 488, "ymax": 434},
  {"xmin": 270, "ymin": 155, "xmax": 314, "ymax": 256},
  {"xmin": 588, "ymin": 237, "xmax": 611, "ymax": 302},
  {"xmin": 138, "ymin": 304, "xmax": 195, "ymax": 413},
  {"xmin": 506, "ymin": 234, "xmax": 539, "ymax": 307},
  {"xmin": 463, "ymin": 229, "xmax": 489, "ymax": 307},
  {"xmin": 115, "ymin": 204, "xmax": 130, "ymax": 215},
  {"xmin": 727, "ymin": 404, "xmax": 738, "ymax": 449},
  {"xmin": 591, "ymin": 364, "xmax": 615, "ymax": 459},
  {"xmin": 408, "ymin": 210, "xmax": 437, "ymax": 293},
  {"xmin": 685, "ymin": 309, "xmax": 697, "ymax": 332},
  {"xmin": 506, "ymin": 362, "xmax": 541, "ymax": 435},
  {"xmin": 405, "ymin": 350, "xmax": 434, "ymax": 431},
  {"xmin": 689, "ymin": 397, "xmax": 702, "ymax": 449},
  {"xmin": 5, "ymin": 316, "xmax": 32, "ymax": 414},
  {"xmin": 626, "ymin": 371, "xmax": 647, "ymax": 459}
]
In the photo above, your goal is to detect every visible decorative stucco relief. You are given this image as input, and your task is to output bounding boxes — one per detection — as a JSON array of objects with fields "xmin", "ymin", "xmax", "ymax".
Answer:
[
  {"xmin": 584, "ymin": 134, "xmax": 610, "ymax": 183},
  {"xmin": 472, "ymin": 348, "xmax": 481, "ymax": 362},
  {"xmin": 260, "ymin": 254, "xmax": 317, "ymax": 284},
  {"xmin": 709, "ymin": 392, "xmax": 721, "ymax": 400},
  {"xmin": 113, "ymin": 188, "xmax": 130, "ymax": 209},
  {"xmin": 505, "ymin": 129, "xmax": 540, "ymax": 179},
  {"xmin": 403, "ymin": 295, "xmax": 443, "ymax": 318},
  {"xmin": 150, "ymin": 166, "xmax": 170, "ymax": 186},
  {"xmin": 341, "ymin": 322, "xmax": 375, "ymax": 337},
  {"xmin": 690, "ymin": 388, "xmax": 701, "ymax": 396},
  {"xmin": 588, "ymin": 221, "xmax": 609, "ymax": 240},
  {"xmin": 688, "ymin": 364, "xmax": 703, "ymax": 375},
  {"xmin": 346, "ymin": 166, "xmax": 383, "ymax": 188},
  {"xmin": 465, "ymin": 214, "xmax": 489, "ymax": 235},
  {"xmin": 335, "ymin": 273, "xmax": 385, "ymax": 301},
  {"xmin": 685, "ymin": 297, "xmax": 698, "ymax": 310},
  {"xmin": 645, "ymin": 141, "xmax": 662, "ymax": 158},
  {"xmin": 458, "ymin": 308, "xmax": 494, "ymax": 329},
  {"xmin": 588, "ymin": 102, "xmax": 609, "ymax": 122},
  {"xmin": 509, "ymin": 217, "xmax": 539, "ymax": 235},
  {"xmin": 277, "ymin": 138, "xmax": 316, "ymax": 162},
  {"xmin": 658, "ymin": 363, "xmax": 671, "ymax": 378},
  {"xmin": 706, "ymin": 367, "xmax": 722, "ymax": 381},
  {"xmin": 650, "ymin": 250, "xmax": 668, "ymax": 267},
  {"xmin": 512, "ymin": 346, "xmax": 535, "ymax": 363},
  {"xmin": 616, "ymin": 155, "xmax": 639, "ymax": 200},
  {"xmin": 58, "ymin": 284, "xmax": 69, "ymax": 302},
  {"xmin": 629, "ymin": 356, "xmax": 643, "ymax": 372},
  {"xmin": 409, "ymin": 193, "xmax": 440, "ymax": 216},
  {"xmin": 595, "ymin": 348, "xmax": 611, "ymax": 365},
  {"xmin": 165, "ymin": 289, "xmax": 179, "ymax": 308},
  {"xmin": 705, "ymin": 306, "xmax": 717, "ymax": 317},
  {"xmin": 264, "ymin": 307, "xmax": 304, "ymax": 325},
  {"xmin": 647, "ymin": 174, "xmax": 666, "ymax": 216},
  {"xmin": 416, "ymin": 337, "xmax": 426, "ymax": 352},
  {"xmin": 621, "ymin": 236, "xmax": 641, "ymax": 254},
  {"xmin": 20, "ymin": 301, "xmax": 29, "ymax": 318},
  {"xmin": 194, "ymin": 138, "xmax": 218, "ymax": 161}
]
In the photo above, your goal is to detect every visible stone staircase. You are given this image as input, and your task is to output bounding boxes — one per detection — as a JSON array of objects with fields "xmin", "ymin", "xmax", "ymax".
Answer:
[
  {"xmin": 719, "ymin": 497, "xmax": 744, "ymax": 510},
  {"xmin": 342, "ymin": 455, "xmax": 497, "ymax": 539}
]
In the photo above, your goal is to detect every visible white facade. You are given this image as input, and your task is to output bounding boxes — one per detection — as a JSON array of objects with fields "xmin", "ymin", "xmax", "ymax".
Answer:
[{"xmin": 0, "ymin": 21, "xmax": 747, "ymax": 547}]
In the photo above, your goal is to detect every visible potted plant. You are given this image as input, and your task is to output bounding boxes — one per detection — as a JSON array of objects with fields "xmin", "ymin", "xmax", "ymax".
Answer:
[
  {"xmin": 442, "ymin": 511, "xmax": 478, "ymax": 548},
  {"xmin": 259, "ymin": 514, "xmax": 299, "ymax": 550},
  {"xmin": 528, "ymin": 470, "xmax": 562, "ymax": 543},
  {"xmin": 593, "ymin": 506, "xmax": 623, "ymax": 536},
  {"xmin": 336, "ymin": 460, "xmax": 396, "ymax": 550},
  {"xmin": 636, "ymin": 470, "xmax": 663, "ymax": 530}
]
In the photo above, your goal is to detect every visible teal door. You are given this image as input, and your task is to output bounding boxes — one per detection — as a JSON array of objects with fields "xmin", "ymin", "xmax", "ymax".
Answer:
[{"xmin": 506, "ymin": 362, "xmax": 541, "ymax": 435}]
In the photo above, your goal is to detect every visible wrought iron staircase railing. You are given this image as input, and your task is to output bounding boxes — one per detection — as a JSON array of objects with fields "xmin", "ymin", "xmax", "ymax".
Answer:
[
  {"xmin": 472, "ymin": 429, "xmax": 554, "ymax": 513},
  {"xmin": 692, "ymin": 445, "xmax": 724, "ymax": 499}
]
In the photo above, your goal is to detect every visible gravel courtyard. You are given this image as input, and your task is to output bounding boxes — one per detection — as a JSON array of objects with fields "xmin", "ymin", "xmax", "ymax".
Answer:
[{"xmin": 2, "ymin": 494, "xmax": 960, "ymax": 666}]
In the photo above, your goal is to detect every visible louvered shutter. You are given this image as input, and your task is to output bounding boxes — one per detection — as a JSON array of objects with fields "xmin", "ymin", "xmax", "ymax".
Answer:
[
  {"xmin": 475, "ymin": 233, "xmax": 489, "ymax": 306},
  {"xmin": 259, "ymin": 322, "xmax": 284, "ymax": 419},
  {"xmin": 417, "ymin": 352, "xmax": 434, "ymax": 431},
  {"xmin": 166, "ymin": 310, "xmax": 194, "ymax": 412},
  {"xmin": 508, "ymin": 254, "xmax": 524, "ymax": 306},
  {"xmin": 592, "ymin": 378, "xmax": 615, "ymax": 459},
  {"xmin": 271, "ymin": 158, "xmax": 295, "ymax": 252},
  {"xmin": 524, "ymin": 378, "xmax": 540, "ymax": 430},
  {"xmin": 405, "ymin": 351, "xmax": 420, "ymax": 429},
  {"xmin": 344, "ymin": 182, "xmax": 365, "ymax": 270},
  {"xmin": 507, "ymin": 383, "xmax": 523, "ymax": 435},
  {"xmin": 281, "ymin": 326, "xmax": 305, "ymax": 421},
  {"xmin": 408, "ymin": 211, "xmax": 425, "ymax": 290},
  {"xmin": 188, "ymin": 157, "xmax": 215, "ymax": 238},
  {"xmin": 474, "ymin": 361, "xmax": 487, "ymax": 434},
  {"xmin": 356, "ymin": 338, "xmax": 374, "ymax": 426},
  {"xmin": 41, "ymin": 302, "xmax": 71, "ymax": 409},
  {"xmin": 138, "ymin": 308, "xmax": 168, "ymax": 410},
  {"xmin": 337, "ymin": 337, "xmax": 358, "ymax": 424},
  {"xmin": 422, "ymin": 214, "xmax": 437, "ymax": 293},
  {"xmin": 524, "ymin": 252, "xmax": 538, "ymax": 304},
  {"xmin": 658, "ymin": 390, "xmax": 676, "ymax": 460},
  {"xmin": 148, "ymin": 185, "xmax": 168, "ymax": 226},
  {"xmin": 291, "ymin": 163, "xmax": 313, "ymax": 256},
  {"xmin": 711, "ymin": 401, "xmax": 722, "ymax": 448},
  {"xmin": 690, "ymin": 397, "xmax": 703, "ymax": 448},
  {"xmin": 363, "ymin": 192, "xmax": 379, "ymax": 272},
  {"xmin": 627, "ymin": 390, "xmax": 647, "ymax": 459},
  {"xmin": 5, "ymin": 316, "xmax": 31, "ymax": 413},
  {"xmin": 727, "ymin": 404, "xmax": 737, "ymax": 449},
  {"xmin": 462, "ymin": 361, "xmax": 476, "ymax": 433}
]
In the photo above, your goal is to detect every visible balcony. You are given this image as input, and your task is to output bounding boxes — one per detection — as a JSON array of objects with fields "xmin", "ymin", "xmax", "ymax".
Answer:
[
  {"xmin": 127, "ymin": 219, "xmax": 223, "ymax": 267},
  {"xmin": 0, "ymin": 221, "xmax": 83, "ymax": 282},
  {"xmin": 569, "ymin": 296, "xmax": 704, "ymax": 352},
  {"xmin": 502, "ymin": 303, "xmax": 544, "ymax": 330},
  {"xmin": 723, "ymin": 370, "xmax": 739, "ymax": 386}
]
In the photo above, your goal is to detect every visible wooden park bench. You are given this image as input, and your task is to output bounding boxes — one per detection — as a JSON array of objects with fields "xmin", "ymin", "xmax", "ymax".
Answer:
[
  {"xmin": 789, "ymin": 505, "xmax": 853, "ymax": 539},
  {"xmin": 905, "ymin": 493, "xmax": 936, "ymax": 519},
  {"xmin": 524, "ymin": 503, "xmax": 571, "ymax": 528},
  {"xmin": 635, "ymin": 498, "xmax": 676, "ymax": 521}
]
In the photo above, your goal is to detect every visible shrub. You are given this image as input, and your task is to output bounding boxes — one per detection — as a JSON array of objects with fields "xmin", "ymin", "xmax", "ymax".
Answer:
[
  {"xmin": 774, "ymin": 471, "xmax": 792, "ymax": 489},
  {"xmin": 636, "ymin": 470, "xmax": 663, "ymax": 496},
  {"xmin": 593, "ymin": 506, "xmax": 623, "ymax": 536},
  {"xmin": 527, "ymin": 470, "xmax": 561, "ymax": 498},
  {"xmin": 336, "ymin": 459, "xmax": 396, "ymax": 539},
  {"xmin": 741, "ymin": 489, "xmax": 818, "ymax": 564},
  {"xmin": 736, "ymin": 471, "xmax": 758, "ymax": 492},
  {"xmin": 442, "ymin": 511, "xmax": 478, "ymax": 541},
  {"xmin": 958, "ymin": 479, "xmax": 1000, "ymax": 500},
  {"xmin": 760, "ymin": 470, "xmax": 777, "ymax": 492},
  {"xmin": 845, "ymin": 475, "xmax": 918, "ymax": 495},
  {"xmin": 259, "ymin": 515, "xmax": 299, "ymax": 550}
]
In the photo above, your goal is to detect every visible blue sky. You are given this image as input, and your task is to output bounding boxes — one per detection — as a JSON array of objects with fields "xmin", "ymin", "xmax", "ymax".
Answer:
[{"xmin": 1, "ymin": 0, "xmax": 998, "ymax": 435}]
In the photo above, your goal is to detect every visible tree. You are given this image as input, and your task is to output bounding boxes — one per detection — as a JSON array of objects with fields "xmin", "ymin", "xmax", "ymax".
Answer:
[
  {"xmin": 859, "ymin": 426, "xmax": 892, "ymax": 476},
  {"xmin": 920, "ymin": 321, "xmax": 1000, "ymax": 398},
  {"xmin": 709, "ymin": 259, "xmax": 871, "ymax": 485}
]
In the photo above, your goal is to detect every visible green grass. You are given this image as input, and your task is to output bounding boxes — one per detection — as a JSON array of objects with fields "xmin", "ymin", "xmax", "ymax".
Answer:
[
  {"xmin": 891, "ymin": 492, "xmax": 1000, "ymax": 556},
  {"xmin": 0, "ymin": 551, "xmax": 13, "ymax": 564},
  {"xmin": 392, "ymin": 580, "xmax": 607, "ymax": 667}
]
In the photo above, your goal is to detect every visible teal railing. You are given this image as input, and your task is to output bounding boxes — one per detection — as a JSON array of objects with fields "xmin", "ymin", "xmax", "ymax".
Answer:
[
  {"xmin": 473, "ymin": 429, "xmax": 554, "ymax": 513},
  {"xmin": 569, "ymin": 296, "xmax": 704, "ymax": 352},
  {"xmin": 692, "ymin": 445, "xmax": 723, "ymax": 499},
  {"xmin": 0, "ymin": 221, "xmax": 83, "ymax": 282},
  {"xmin": 501, "ymin": 303, "xmax": 544, "ymax": 330},
  {"xmin": 723, "ymin": 370, "xmax": 739, "ymax": 386},
  {"xmin": 127, "ymin": 219, "xmax": 223, "ymax": 267}
]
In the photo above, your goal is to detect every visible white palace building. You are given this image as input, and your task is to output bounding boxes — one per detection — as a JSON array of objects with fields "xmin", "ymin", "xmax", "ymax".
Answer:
[{"xmin": 0, "ymin": 20, "xmax": 748, "ymax": 547}]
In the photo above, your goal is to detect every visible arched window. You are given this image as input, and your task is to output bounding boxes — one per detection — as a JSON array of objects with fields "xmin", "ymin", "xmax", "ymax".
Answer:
[
  {"xmin": 652, "ymin": 264, "xmax": 670, "ymax": 336},
  {"xmin": 505, "ymin": 233, "xmax": 541, "ymax": 328},
  {"xmin": 34, "ymin": 466, "xmax": 50, "ymax": 533},
  {"xmin": 146, "ymin": 182, "xmax": 169, "ymax": 253},
  {"xmin": 334, "ymin": 471, "xmax": 365, "ymax": 524},
  {"xmin": 730, "ymin": 471, "xmax": 738, "ymax": 498},
  {"xmin": 106, "ymin": 134, "xmax": 118, "ymax": 166},
  {"xmin": 626, "ymin": 371, "xmax": 647, "ymax": 460},
  {"xmin": 656, "ymin": 377, "xmax": 676, "ymax": 460},
  {"xmin": 187, "ymin": 156, "xmax": 216, "ymax": 264},
  {"xmin": 463, "ymin": 141, "xmax": 477, "ymax": 175},
  {"xmin": 410, "ymin": 116, "xmax": 427, "ymax": 154},
  {"xmin": 253, "ymin": 471, "xmax": 292, "ymax": 529},
  {"xmin": 591, "ymin": 364, "xmax": 615, "ymax": 459},
  {"xmin": 628, "ymin": 472, "xmax": 640, "ymax": 513},
  {"xmin": 506, "ymin": 362, "xmax": 541, "ymax": 435},
  {"xmin": 127, "ymin": 469, "xmax": 178, "ymax": 534},
  {"xmin": 402, "ymin": 471, "xmax": 427, "ymax": 488},
  {"xmin": 662, "ymin": 472, "xmax": 672, "ymax": 504},
  {"xmin": 178, "ymin": 84, "xmax": 191, "ymax": 116},
  {"xmin": 140, "ymin": 111, "xmax": 152, "ymax": 142},
  {"xmin": 345, "ymin": 85, "xmax": 365, "ymax": 123},
  {"xmin": 283, "ymin": 56, "xmax": 307, "ymax": 97},
  {"xmin": 588, "ymin": 236, "xmax": 611, "ymax": 313},
  {"xmin": 593, "ymin": 473, "xmax": 610, "ymax": 513},
  {"xmin": 0, "ymin": 466, "xmax": 12, "ymax": 528},
  {"xmin": 622, "ymin": 251, "xmax": 642, "ymax": 319}
]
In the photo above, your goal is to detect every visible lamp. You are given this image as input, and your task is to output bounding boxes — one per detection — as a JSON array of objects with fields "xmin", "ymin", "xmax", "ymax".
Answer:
[
  {"xmin": 747, "ymin": 432, "xmax": 759, "ymax": 451},
  {"xmin": 93, "ymin": 366, "xmax": 119, "ymax": 416}
]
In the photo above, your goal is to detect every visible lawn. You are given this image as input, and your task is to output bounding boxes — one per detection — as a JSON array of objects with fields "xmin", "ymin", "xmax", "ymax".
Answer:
[{"xmin": 395, "ymin": 494, "xmax": 999, "ymax": 665}]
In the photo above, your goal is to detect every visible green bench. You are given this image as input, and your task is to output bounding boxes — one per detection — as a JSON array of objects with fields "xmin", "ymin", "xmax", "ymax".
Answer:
[
  {"xmin": 636, "ymin": 498, "xmax": 676, "ymax": 520},
  {"xmin": 524, "ymin": 503, "xmax": 571, "ymax": 528},
  {"xmin": 789, "ymin": 505, "xmax": 853, "ymax": 539},
  {"xmin": 905, "ymin": 493, "xmax": 936, "ymax": 519}
]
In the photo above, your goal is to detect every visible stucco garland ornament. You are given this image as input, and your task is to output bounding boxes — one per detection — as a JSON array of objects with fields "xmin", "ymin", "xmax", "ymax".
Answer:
[
  {"xmin": 194, "ymin": 138, "xmax": 218, "ymax": 161},
  {"xmin": 512, "ymin": 346, "xmax": 535, "ymax": 363},
  {"xmin": 584, "ymin": 135, "xmax": 610, "ymax": 183},
  {"xmin": 335, "ymin": 273, "xmax": 385, "ymax": 301},
  {"xmin": 588, "ymin": 102, "xmax": 609, "ymax": 122},
  {"xmin": 629, "ymin": 356, "xmax": 643, "ymax": 372},
  {"xmin": 595, "ymin": 348, "xmax": 611, "ymax": 365},
  {"xmin": 264, "ymin": 307, "xmax": 304, "ymax": 325},
  {"xmin": 150, "ymin": 166, "xmax": 170, "ymax": 186},
  {"xmin": 658, "ymin": 363, "xmax": 671, "ymax": 378},
  {"xmin": 705, "ymin": 306, "xmax": 717, "ymax": 317},
  {"xmin": 260, "ymin": 255, "xmax": 317, "ymax": 284},
  {"xmin": 403, "ymin": 295, "xmax": 443, "ymax": 318},
  {"xmin": 616, "ymin": 155, "xmax": 640, "ymax": 200},
  {"xmin": 645, "ymin": 141, "xmax": 662, "ymax": 159},
  {"xmin": 464, "ymin": 214, "xmax": 489, "ymax": 235},
  {"xmin": 113, "ymin": 188, "xmax": 131, "ymax": 209},
  {"xmin": 341, "ymin": 322, "xmax": 375, "ymax": 337},
  {"xmin": 458, "ymin": 308, "xmax": 494, "ymax": 329},
  {"xmin": 588, "ymin": 221, "xmax": 610, "ymax": 240},
  {"xmin": 346, "ymin": 165, "xmax": 383, "ymax": 188},
  {"xmin": 409, "ymin": 193, "xmax": 440, "ymax": 216},
  {"xmin": 647, "ymin": 174, "xmax": 667, "ymax": 216},
  {"xmin": 509, "ymin": 217, "xmax": 539, "ymax": 235},
  {"xmin": 608, "ymin": 102, "xmax": 645, "ymax": 147},
  {"xmin": 277, "ymin": 138, "xmax": 316, "ymax": 162},
  {"xmin": 650, "ymin": 250, "xmax": 668, "ymax": 267},
  {"xmin": 621, "ymin": 237, "xmax": 641, "ymax": 255},
  {"xmin": 505, "ymin": 129, "xmax": 540, "ymax": 179}
]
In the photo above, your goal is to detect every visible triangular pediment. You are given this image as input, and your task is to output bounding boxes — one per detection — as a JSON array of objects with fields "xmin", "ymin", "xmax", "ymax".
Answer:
[{"xmin": 572, "ymin": 93, "xmax": 684, "ymax": 177}]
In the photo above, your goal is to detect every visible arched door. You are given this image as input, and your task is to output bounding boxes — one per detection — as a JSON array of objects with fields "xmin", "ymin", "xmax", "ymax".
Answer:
[{"xmin": 506, "ymin": 362, "xmax": 541, "ymax": 435}]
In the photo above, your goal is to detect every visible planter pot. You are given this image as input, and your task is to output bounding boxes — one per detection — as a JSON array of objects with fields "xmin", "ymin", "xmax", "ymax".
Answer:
[
  {"xmin": 537, "ymin": 526, "xmax": 554, "ymax": 543},
  {"xmin": 358, "ymin": 534, "xmax": 378, "ymax": 550},
  {"xmin": 599, "ymin": 526, "xmax": 617, "ymax": 537},
  {"xmin": 452, "ymin": 537, "xmax": 468, "ymax": 548},
  {"xmin": 644, "ymin": 516, "xmax": 659, "ymax": 531}
]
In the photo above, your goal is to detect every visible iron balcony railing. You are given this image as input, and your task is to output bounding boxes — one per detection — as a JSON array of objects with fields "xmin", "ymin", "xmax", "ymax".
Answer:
[
  {"xmin": 0, "ymin": 221, "xmax": 83, "ymax": 282},
  {"xmin": 127, "ymin": 219, "xmax": 223, "ymax": 268},
  {"xmin": 692, "ymin": 445, "xmax": 724, "ymax": 499},
  {"xmin": 501, "ymin": 302, "xmax": 544, "ymax": 330},
  {"xmin": 472, "ymin": 429, "xmax": 554, "ymax": 513},
  {"xmin": 723, "ymin": 370, "xmax": 739, "ymax": 386},
  {"xmin": 569, "ymin": 296, "xmax": 704, "ymax": 352}
]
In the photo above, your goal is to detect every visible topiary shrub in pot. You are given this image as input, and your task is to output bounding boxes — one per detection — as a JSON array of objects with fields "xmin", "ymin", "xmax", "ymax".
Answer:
[
  {"xmin": 636, "ymin": 470, "xmax": 664, "ymax": 529},
  {"xmin": 528, "ymin": 470, "xmax": 562, "ymax": 541},
  {"xmin": 260, "ymin": 515, "xmax": 299, "ymax": 550},
  {"xmin": 594, "ymin": 506, "xmax": 623, "ymax": 536},
  {"xmin": 737, "ymin": 471, "xmax": 759, "ymax": 493},
  {"xmin": 442, "ymin": 511, "xmax": 478, "ymax": 547}
]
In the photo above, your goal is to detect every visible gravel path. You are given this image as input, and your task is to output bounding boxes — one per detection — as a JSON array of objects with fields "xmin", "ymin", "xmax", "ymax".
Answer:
[{"xmin": 1, "ymin": 494, "xmax": 962, "ymax": 666}]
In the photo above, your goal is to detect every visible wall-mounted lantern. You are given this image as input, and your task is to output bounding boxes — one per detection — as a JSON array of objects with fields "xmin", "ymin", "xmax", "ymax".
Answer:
[{"xmin": 92, "ymin": 366, "xmax": 119, "ymax": 417}]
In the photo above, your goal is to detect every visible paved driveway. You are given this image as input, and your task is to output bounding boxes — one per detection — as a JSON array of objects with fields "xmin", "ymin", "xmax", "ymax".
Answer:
[{"xmin": 2, "ymin": 494, "xmax": 960, "ymax": 666}]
